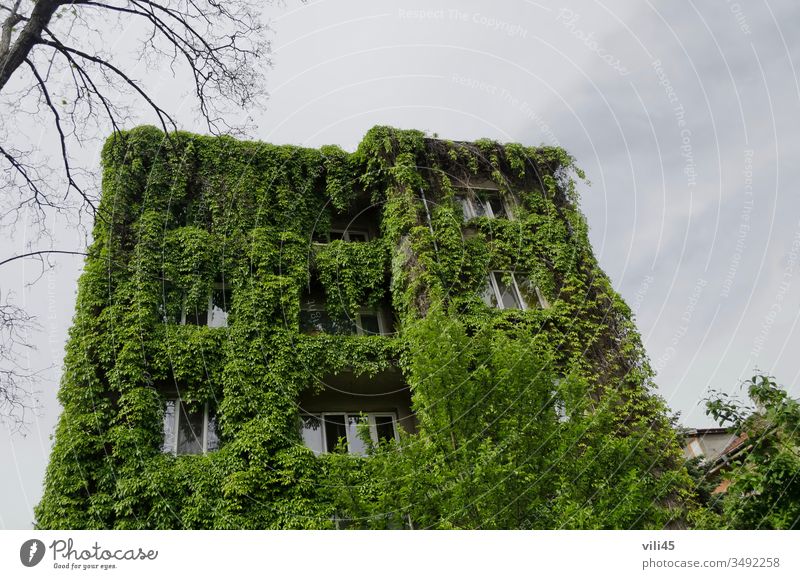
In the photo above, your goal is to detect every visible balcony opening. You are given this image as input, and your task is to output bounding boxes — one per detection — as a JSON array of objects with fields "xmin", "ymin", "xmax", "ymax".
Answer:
[
  {"xmin": 329, "ymin": 229, "xmax": 369, "ymax": 242},
  {"xmin": 300, "ymin": 284, "xmax": 392, "ymax": 336},
  {"xmin": 312, "ymin": 205, "xmax": 381, "ymax": 244},
  {"xmin": 298, "ymin": 368, "xmax": 415, "ymax": 455}
]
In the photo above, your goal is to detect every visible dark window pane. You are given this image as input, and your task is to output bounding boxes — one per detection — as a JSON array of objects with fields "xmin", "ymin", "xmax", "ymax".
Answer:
[
  {"xmin": 212, "ymin": 285, "xmax": 231, "ymax": 310},
  {"xmin": 330, "ymin": 315, "xmax": 357, "ymax": 335},
  {"xmin": 494, "ymin": 273, "xmax": 522, "ymax": 309},
  {"xmin": 374, "ymin": 415, "xmax": 396, "ymax": 443},
  {"xmin": 487, "ymin": 196, "xmax": 507, "ymax": 218},
  {"xmin": 300, "ymin": 414, "xmax": 324, "ymax": 454},
  {"xmin": 359, "ymin": 313, "xmax": 381, "ymax": 335},
  {"xmin": 177, "ymin": 402, "xmax": 204, "ymax": 455},
  {"xmin": 324, "ymin": 414, "xmax": 347, "ymax": 453},
  {"xmin": 300, "ymin": 309, "xmax": 329, "ymax": 334},
  {"xmin": 302, "ymin": 295, "xmax": 325, "ymax": 310},
  {"xmin": 312, "ymin": 231, "xmax": 329, "ymax": 243},
  {"xmin": 472, "ymin": 197, "xmax": 488, "ymax": 217},
  {"xmin": 162, "ymin": 400, "xmax": 176, "ymax": 453},
  {"xmin": 206, "ymin": 411, "xmax": 220, "ymax": 451},
  {"xmin": 329, "ymin": 230, "xmax": 345, "ymax": 241},
  {"xmin": 185, "ymin": 301, "xmax": 208, "ymax": 326}
]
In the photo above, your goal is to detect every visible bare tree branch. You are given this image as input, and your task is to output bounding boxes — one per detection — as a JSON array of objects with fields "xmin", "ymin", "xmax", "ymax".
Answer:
[
  {"xmin": 25, "ymin": 57, "xmax": 97, "ymax": 212},
  {"xmin": 38, "ymin": 35, "xmax": 178, "ymax": 135},
  {"xmin": 0, "ymin": 1, "xmax": 24, "ymax": 57},
  {"xmin": 0, "ymin": 0, "xmax": 272, "ymax": 423},
  {"xmin": 0, "ymin": 0, "xmax": 61, "ymax": 91},
  {"xmin": 1, "ymin": 0, "xmax": 269, "ymax": 219},
  {"xmin": 0, "ymin": 249, "xmax": 88, "ymax": 268},
  {"xmin": 0, "ymin": 290, "xmax": 40, "ymax": 431}
]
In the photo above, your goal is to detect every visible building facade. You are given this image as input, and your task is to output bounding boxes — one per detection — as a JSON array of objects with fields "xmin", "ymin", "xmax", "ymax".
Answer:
[{"xmin": 36, "ymin": 126, "xmax": 691, "ymax": 529}]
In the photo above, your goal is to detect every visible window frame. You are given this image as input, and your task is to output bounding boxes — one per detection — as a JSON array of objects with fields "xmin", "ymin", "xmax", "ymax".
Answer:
[
  {"xmin": 354, "ymin": 307, "xmax": 389, "ymax": 336},
  {"xmin": 455, "ymin": 189, "xmax": 515, "ymax": 221},
  {"xmin": 299, "ymin": 411, "xmax": 399, "ymax": 455},
  {"xmin": 299, "ymin": 303, "xmax": 389, "ymax": 336},
  {"xmin": 484, "ymin": 270, "xmax": 528, "ymax": 310},
  {"xmin": 162, "ymin": 399, "xmax": 219, "ymax": 456},
  {"xmin": 180, "ymin": 281, "xmax": 231, "ymax": 328},
  {"xmin": 483, "ymin": 271, "xmax": 549, "ymax": 310},
  {"xmin": 315, "ymin": 228, "xmax": 371, "ymax": 243}
]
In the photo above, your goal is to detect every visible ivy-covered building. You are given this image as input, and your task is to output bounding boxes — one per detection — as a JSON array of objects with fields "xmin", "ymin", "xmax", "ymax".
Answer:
[{"xmin": 36, "ymin": 126, "xmax": 694, "ymax": 529}]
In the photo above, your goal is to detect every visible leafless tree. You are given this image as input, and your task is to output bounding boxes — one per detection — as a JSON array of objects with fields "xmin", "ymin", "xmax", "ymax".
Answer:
[
  {"xmin": 0, "ymin": 0, "xmax": 272, "ymax": 425},
  {"xmin": 0, "ymin": 291, "xmax": 39, "ymax": 429}
]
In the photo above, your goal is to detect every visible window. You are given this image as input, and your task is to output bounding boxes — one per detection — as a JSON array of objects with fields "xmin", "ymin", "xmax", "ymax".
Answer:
[
  {"xmin": 299, "ymin": 412, "xmax": 398, "ymax": 455},
  {"xmin": 161, "ymin": 399, "xmax": 220, "ymax": 455},
  {"xmin": 455, "ymin": 194, "xmax": 473, "ymax": 220},
  {"xmin": 550, "ymin": 379, "xmax": 569, "ymax": 423},
  {"xmin": 208, "ymin": 283, "xmax": 231, "ymax": 327},
  {"xmin": 299, "ymin": 297, "xmax": 389, "ymax": 336},
  {"xmin": 314, "ymin": 229, "xmax": 370, "ymax": 243},
  {"xmin": 354, "ymin": 310, "xmax": 386, "ymax": 335},
  {"xmin": 482, "ymin": 271, "xmax": 547, "ymax": 310},
  {"xmin": 299, "ymin": 308, "xmax": 356, "ymax": 335},
  {"xmin": 455, "ymin": 189, "xmax": 514, "ymax": 221},
  {"xmin": 331, "ymin": 229, "xmax": 369, "ymax": 242},
  {"xmin": 182, "ymin": 282, "xmax": 231, "ymax": 327}
]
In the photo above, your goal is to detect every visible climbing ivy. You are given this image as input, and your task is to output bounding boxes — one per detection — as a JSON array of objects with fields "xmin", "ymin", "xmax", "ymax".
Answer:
[{"xmin": 35, "ymin": 125, "xmax": 697, "ymax": 529}]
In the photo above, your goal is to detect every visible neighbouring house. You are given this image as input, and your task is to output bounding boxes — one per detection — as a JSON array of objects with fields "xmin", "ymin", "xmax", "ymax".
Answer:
[{"xmin": 683, "ymin": 427, "xmax": 750, "ymax": 493}]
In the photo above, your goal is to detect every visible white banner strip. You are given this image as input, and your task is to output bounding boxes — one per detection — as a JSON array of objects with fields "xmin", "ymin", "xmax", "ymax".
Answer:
[{"xmin": 1, "ymin": 530, "xmax": 797, "ymax": 578}]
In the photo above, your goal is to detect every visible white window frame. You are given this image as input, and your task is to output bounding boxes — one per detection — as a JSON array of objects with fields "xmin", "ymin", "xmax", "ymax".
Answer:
[
  {"xmin": 455, "ymin": 190, "xmax": 515, "ymax": 221},
  {"xmin": 484, "ymin": 271, "xmax": 549, "ymax": 310},
  {"xmin": 180, "ymin": 282, "xmax": 230, "ymax": 327},
  {"xmin": 484, "ymin": 271, "xmax": 528, "ymax": 310},
  {"xmin": 300, "ymin": 411, "xmax": 399, "ymax": 455},
  {"xmin": 162, "ymin": 399, "xmax": 218, "ymax": 455},
  {"xmin": 366, "ymin": 413, "xmax": 399, "ymax": 444}
]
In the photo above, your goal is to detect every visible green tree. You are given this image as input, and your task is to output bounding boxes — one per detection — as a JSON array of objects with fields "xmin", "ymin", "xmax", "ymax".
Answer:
[
  {"xmin": 705, "ymin": 374, "xmax": 800, "ymax": 529},
  {"xmin": 326, "ymin": 305, "xmax": 692, "ymax": 529}
]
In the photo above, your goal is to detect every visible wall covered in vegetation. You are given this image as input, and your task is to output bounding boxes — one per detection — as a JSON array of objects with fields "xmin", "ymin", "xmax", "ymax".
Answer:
[{"xmin": 35, "ymin": 125, "xmax": 695, "ymax": 529}]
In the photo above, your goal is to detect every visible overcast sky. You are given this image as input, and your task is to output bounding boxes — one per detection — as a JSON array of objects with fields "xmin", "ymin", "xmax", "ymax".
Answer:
[{"xmin": 2, "ymin": 0, "xmax": 800, "ymax": 529}]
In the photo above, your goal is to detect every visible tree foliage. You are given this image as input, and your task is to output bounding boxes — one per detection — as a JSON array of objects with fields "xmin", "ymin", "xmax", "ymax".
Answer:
[{"xmin": 704, "ymin": 374, "xmax": 800, "ymax": 529}]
